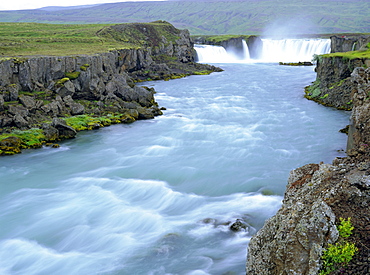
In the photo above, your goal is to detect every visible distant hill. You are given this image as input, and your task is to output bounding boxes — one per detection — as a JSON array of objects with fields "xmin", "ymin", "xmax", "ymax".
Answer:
[{"xmin": 0, "ymin": 0, "xmax": 368, "ymax": 35}]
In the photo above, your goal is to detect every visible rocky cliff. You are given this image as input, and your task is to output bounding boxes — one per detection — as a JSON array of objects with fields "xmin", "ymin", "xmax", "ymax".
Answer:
[
  {"xmin": 305, "ymin": 35, "xmax": 370, "ymax": 110},
  {"xmin": 0, "ymin": 21, "xmax": 221, "ymax": 155},
  {"xmin": 246, "ymin": 39, "xmax": 370, "ymax": 275}
]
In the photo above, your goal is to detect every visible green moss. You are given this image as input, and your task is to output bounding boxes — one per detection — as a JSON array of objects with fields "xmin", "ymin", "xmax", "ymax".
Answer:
[
  {"xmin": 80, "ymin": 64, "xmax": 90, "ymax": 71},
  {"xmin": 65, "ymin": 71, "xmax": 80, "ymax": 80},
  {"xmin": 55, "ymin": 77, "xmax": 70, "ymax": 87},
  {"xmin": 0, "ymin": 128, "xmax": 46, "ymax": 155},
  {"xmin": 305, "ymin": 80, "xmax": 321, "ymax": 99},
  {"xmin": 64, "ymin": 113, "xmax": 136, "ymax": 131}
]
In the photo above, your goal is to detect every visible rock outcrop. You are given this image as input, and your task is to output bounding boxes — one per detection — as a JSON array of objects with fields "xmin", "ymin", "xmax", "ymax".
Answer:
[
  {"xmin": 0, "ymin": 21, "xmax": 222, "ymax": 155},
  {"xmin": 305, "ymin": 35, "xmax": 370, "ymax": 110},
  {"xmin": 246, "ymin": 67, "xmax": 370, "ymax": 274},
  {"xmin": 330, "ymin": 35, "xmax": 370, "ymax": 53}
]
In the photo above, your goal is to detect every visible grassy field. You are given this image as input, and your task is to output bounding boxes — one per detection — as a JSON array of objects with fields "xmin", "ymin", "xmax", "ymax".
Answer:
[
  {"xmin": 0, "ymin": 0, "xmax": 368, "ymax": 35},
  {"xmin": 0, "ymin": 21, "xmax": 180, "ymax": 56}
]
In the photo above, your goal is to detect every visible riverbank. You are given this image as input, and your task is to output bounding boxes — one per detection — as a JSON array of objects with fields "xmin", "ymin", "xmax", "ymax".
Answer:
[
  {"xmin": 0, "ymin": 21, "xmax": 221, "ymax": 155},
  {"xmin": 246, "ymin": 36, "xmax": 370, "ymax": 275}
]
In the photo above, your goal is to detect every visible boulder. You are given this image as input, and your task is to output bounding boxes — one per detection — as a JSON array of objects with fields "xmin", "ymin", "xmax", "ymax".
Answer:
[
  {"xmin": 51, "ymin": 118, "xmax": 77, "ymax": 139},
  {"xmin": 13, "ymin": 114, "xmax": 29, "ymax": 128},
  {"xmin": 55, "ymin": 80, "xmax": 75, "ymax": 98},
  {"xmin": 41, "ymin": 124, "xmax": 59, "ymax": 142},
  {"xmin": 19, "ymin": 95, "xmax": 37, "ymax": 111}
]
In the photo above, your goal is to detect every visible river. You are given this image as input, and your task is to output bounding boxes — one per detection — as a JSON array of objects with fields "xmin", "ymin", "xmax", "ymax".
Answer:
[{"xmin": 0, "ymin": 42, "xmax": 349, "ymax": 275}]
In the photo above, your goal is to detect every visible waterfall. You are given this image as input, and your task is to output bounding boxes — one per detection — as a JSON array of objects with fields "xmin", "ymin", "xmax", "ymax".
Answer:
[
  {"xmin": 195, "ymin": 44, "xmax": 232, "ymax": 63},
  {"xmin": 242, "ymin": 39, "xmax": 251, "ymax": 60},
  {"xmin": 195, "ymin": 39, "xmax": 251, "ymax": 63},
  {"xmin": 195, "ymin": 38, "xmax": 331, "ymax": 63},
  {"xmin": 258, "ymin": 39, "xmax": 331, "ymax": 62}
]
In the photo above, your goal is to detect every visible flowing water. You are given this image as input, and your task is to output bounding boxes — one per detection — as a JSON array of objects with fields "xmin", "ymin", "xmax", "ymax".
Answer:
[{"xmin": 0, "ymin": 41, "xmax": 349, "ymax": 275}]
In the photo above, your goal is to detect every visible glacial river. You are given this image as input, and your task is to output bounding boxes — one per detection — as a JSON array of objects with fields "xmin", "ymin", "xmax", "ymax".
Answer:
[{"xmin": 0, "ymin": 61, "xmax": 349, "ymax": 274}]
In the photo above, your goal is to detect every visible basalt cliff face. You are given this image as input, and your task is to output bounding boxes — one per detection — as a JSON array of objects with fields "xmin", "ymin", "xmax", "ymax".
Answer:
[
  {"xmin": 305, "ymin": 35, "xmax": 370, "ymax": 110},
  {"xmin": 246, "ymin": 38, "xmax": 370, "ymax": 275},
  {"xmin": 0, "ymin": 22, "xmax": 221, "ymax": 155}
]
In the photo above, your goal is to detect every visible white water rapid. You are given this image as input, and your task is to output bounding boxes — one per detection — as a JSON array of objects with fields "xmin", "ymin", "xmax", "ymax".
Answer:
[
  {"xmin": 0, "ymin": 40, "xmax": 347, "ymax": 275},
  {"xmin": 195, "ymin": 38, "xmax": 330, "ymax": 63}
]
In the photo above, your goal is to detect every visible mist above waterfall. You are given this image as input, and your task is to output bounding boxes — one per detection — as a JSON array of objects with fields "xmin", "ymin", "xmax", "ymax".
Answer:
[{"xmin": 262, "ymin": 17, "xmax": 317, "ymax": 38}]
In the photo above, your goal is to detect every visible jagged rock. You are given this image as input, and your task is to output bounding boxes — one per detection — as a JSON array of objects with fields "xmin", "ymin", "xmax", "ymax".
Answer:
[
  {"xmin": 13, "ymin": 114, "xmax": 29, "ymax": 128},
  {"xmin": 137, "ymin": 106, "xmax": 155, "ymax": 119},
  {"xmin": 8, "ymin": 104, "xmax": 29, "ymax": 117},
  {"xmin": 55, "ymin": 80, "xmax": 75, "ymax": 97},
  {"xmin": 41, "ymin": 124, "xmax": 59, "ymax": 142},
  {"xmin": 246, "ymin": 163, "xmax": 339, "ymax": 275},
  {"xmin": 69, "ymin": 102, "xmax": 85, "ymax": 115},
  {"xmin": 3, "ymin": 85, "xmax": 19, "ymax": 101},
  {"xmin": 19, "ymin": 95, "xmax": 36, "ymax": 111},
  {"xmin": 1, "ymin": 116, "xmax": 13, "ymax": 127},
  {"xmin": 51, "ymin": 118, "xmax": 76, "ymax": 139}
]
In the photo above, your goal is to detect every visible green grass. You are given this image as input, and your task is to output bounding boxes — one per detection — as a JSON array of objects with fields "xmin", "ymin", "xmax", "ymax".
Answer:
[
  {"xmin": 322, "ymin": 50, "xmax": 370, "ymax": 59},
  {"xmin": 0, "ymin": 0, "xmax": 368, "ymax": 35},
  {"xmin": 322, "ymin": 43, "xmax": 370, "ymax": 59},
  {"xmin": 193, "ymin": 34, "xmax": 252, "ymax": 43},
  {"xmin": 0, "ymin": 21, "xmax": 180, "ymax": 57},
  {"xmin": 64, "ymin": 114, "xmax": 135, "ymax": 131}
]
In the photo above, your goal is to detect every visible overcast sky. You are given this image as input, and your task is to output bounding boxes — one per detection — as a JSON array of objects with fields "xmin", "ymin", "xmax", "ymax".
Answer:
[{"xmin": 0, "ymin": 0, "xmax": 165, "ymax": 11}]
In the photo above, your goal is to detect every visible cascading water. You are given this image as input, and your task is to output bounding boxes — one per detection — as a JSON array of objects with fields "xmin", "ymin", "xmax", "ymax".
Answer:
[
  {"xmin": 195, "ymin": 38, "xmax": 331, "ymax": 63},
  {"xmin": 242, "ymin": 39, "xmax": 250, "ymax": 60},
  {"xmin": 259, "ymin": 39, "xmax": 331, "ymax": 63},
  {"xmin": 195, "ymin": 40, "xmax": 251, "ymax": 63}
]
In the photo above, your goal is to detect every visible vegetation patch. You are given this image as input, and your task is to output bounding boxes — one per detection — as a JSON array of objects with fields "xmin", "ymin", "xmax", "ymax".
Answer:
[
  {"xmin": 65, "ymin": 71, "xmax": 81, "ymax": 80},
  {"xmin": 0, "ymin": 128, "xmax": 46, "ymax": 155},
  {"xmin": 320, "ymin": 217, "xmax": 358, "ymax": 275},
  {"xmin": 64, "ymin": 113, "xmax": 135, "ymax": 131},
  {"xmin": 305, "ymin": 80, "xmax": 321, "ymax": 99}
]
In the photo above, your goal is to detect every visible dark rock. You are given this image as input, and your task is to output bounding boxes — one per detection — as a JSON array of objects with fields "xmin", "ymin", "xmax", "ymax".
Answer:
[
  {"xmin": 51, "ymin": 118, "xmax": 76, "ymax": 139},
  {"xmin": 41, "ymin": 124, "xmax": 59, "ymax": 142},
  {"xmin": 330, "ymin": 35, "xmax": 370, "ymax": 53},
  {"xmin": 55, "ymin": 80, "xmax": 75, "ymax": 97},
  {"xmin": 8, "ymin": 104, "xmax": 29, "ymax": 117},
  {"xmin": 13, "ymin": 114, "xmax": 29, "ymax": 128},
  {"xmin": 229, "ymin": 219, "xmax": 248, "ymax": 232},
  {"xmin": 19, "ymin": 95, "xmax": 36, "ymax": 111},
  {"xmin": 1, "ymin": 116, "xmax": 13, "ymax": 127},
  {"xmin": 69, "ymin": 102, "xmax": 85, "ymax": 115},
  {"xmin": 3, "ymin": 85, "xmax": 19, "ymax": 101},
  {"xmin": 137, "ymin": 106, "xmax": 155, "ymax": 119}
]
